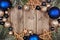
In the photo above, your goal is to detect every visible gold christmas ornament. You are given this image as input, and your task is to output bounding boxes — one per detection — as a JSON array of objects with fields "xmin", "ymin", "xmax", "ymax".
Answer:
[
  {"xmin": 51, "ymin": 20, "xmax": 59, "ymax": 27},
  {"xmin": 29, "ymin": 30, "xmax": 33, "ymax": 34},
  {"xmin": 46, "ymin": 4, "xmax": 51, "ymax": 7},
  {"xmin": 9, "ymin": 31, "xmax": 13, "ymax": 35},
  {"xmin": 0, "ymin": 10, "xmax": 4, "ymax": 16},
  {"xmin": 4, "ymin": 22, "xmax": 11, "ymax": 27},
  {"xmin": 2, "ymin": 18, "xmax": 7, "ymax": 22},
  {"xmin": 5, "ymin": 11, "xmax": 8, "ymax": 14},
  {"xmin": 24, "ymin": 5, "xmax": 30, "ymax": 11},
  {"xmin": 41, "ymin": 7, "xmax": 47, "ymax": 12}
]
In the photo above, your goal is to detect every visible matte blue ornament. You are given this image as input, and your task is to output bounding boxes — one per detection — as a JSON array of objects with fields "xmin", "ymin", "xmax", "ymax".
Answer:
[
  {"xmin": 29, "ymin": 34, "xmax": 40, "ymax": 40},
  {"xmin": 0, "ymin": 0, "xmax": 12, "ymax": 11},
  {"xmin": 48, "ymin": 7, "xmax": 60, "ymax": 19}
]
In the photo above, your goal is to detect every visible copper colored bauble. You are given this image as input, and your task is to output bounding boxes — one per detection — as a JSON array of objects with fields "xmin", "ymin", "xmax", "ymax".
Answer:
[{"xmin": 4, "ymin": 22, "xmax": 11, "ymax": 27}]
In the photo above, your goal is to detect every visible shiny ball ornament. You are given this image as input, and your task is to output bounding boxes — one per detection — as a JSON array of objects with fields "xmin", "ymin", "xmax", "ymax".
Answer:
[
  {"xmin": 29, "ymin": 30, "xmax": 33, "ymax": 34},
  {"xmin": 46, "ymin": 4, "xmax": 51, "ymax": 7},
  {"xmin": 0, "ymin": 0, "xmax": 12, "ymax": 11},
  {"xmin": 9, "ymin": 31, "xmax": 13, "ymax": 35},
  {"xmin": 41, "ymin": 2, "xmax": 46, "ymax": 6},
  {"xmin": 8, "ymin": 27, "xmax": 13, "ymax": 31},
  {"xmin": 57, "ymin": 19, "xmax": 60, "ymax": 23},
  {"xmin": 2, "ymin": 18, "xmax": 7, "ymax": 22},
  {"xmin": 18, "ymin": 5, "xmax": 22, "ymax": 10},
  {"xmin": 41, "ymin": 7, "xmax": 47, "ymax": 12},
  {"xmin": 0, "ymin": 16, "xmax": 3, "ymax": 20},
  {"xmin": 48, "ymin": 7, "xmax": 60, "ymax": 19},
  {"xmin": 5, "ymin": 11, "xmax": 8, "ymax": 14},
  {"xmin": 0, "ymin": 21, "xmax": 5, "ymax": 25},
  {"xmin": 46, "ymin": 0, "xmax": 51, "ymax": 3},
  {"xmin": 3, "ymin": 14, "xmax": 9, "ymax": 18},
  {"xmin": 29, "ymin": 34, "xmax": 40, "ymax": 40},
  {"xmin": 4, "ymin": 22, "xmax": 11, "ymax": 27},
  {"xmin": 24, "ymin": 5, "xmax": 30, "ymax": 11},
  {"xmin": 35, "ymin": 6, "xmax": 41, "ymax": 10},
  {"xmin": 50, "ymin": 27, "xmax": 55, "ymax": 31},
  {"xmin": 0, "ymin": 10, "xmax": 4, "ymax": 16},
  {"xmin": 23, "ymin": 36, "xmax": 29, "ymax": 40},
  {"xmin": 51, "ymin": 20, "xmax": 59, "ymax": 27}
]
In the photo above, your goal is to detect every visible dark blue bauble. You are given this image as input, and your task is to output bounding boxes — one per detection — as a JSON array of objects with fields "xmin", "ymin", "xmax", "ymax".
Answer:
[
  {"xmin": 57, "ymin": 19, "xmax": 60, "ymax": 23},
  {"xmin": 41, "ymin": 2, "xmax": 46, "ymax": 6},
  {"xmin": 46, "ymin": 0, "xmax": 51, "ymax": 3},
  {"xmin": 0, "ymin": 21, "xmax": 5, "ymax": 25},
  {"xmin": 0, "ymin": 16, "xmax": 3, "ymax": 20},
  {"xmin": 48, "ymin": 7, "xmax": 60, "ymax": 19},
  {"xmin": 8, "ymin": 27, "xmax": 13, "ymax": 31},
  {"xmin": 0, "ymin": 0, "xmax": 12, "ymax": 11},
  {"xmin": 50, "ymin": 27, "xmax": 55, "ymax": 31},
  {"xmin": 29, "ymin": 34, "xmax": 40, "ymax": 40},
  {"xmin": 3, "ymin": 14, "xmax": 9, "ymax": 18},
  {"xmin": 35, "ymin": 5, "xmax": 41, "ymax": 10},
  {"xmin": 23, "ymin": 36, "xmax": 29, "ymax": 40},
  {"xmin": 18, "ymin": 6, "xmax": 22, "ymax": 10}
]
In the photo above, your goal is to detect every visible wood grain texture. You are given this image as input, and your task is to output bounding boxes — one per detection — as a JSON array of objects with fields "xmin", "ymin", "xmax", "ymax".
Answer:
[
  {"xmin": 10, "ymin": 7, "xmax": 49, "ymax": 34},
  {"xmin": 24, "ymin": 9, "xmax": 37, "ymax": 33}
]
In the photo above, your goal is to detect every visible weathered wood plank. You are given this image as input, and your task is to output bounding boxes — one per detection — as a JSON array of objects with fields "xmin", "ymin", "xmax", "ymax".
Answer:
[
  {"xmin": 36, "ymin": 11, "xmax": 43, "ymax": 34},
  {"xmin": 17, "ymin": 9, "xmax": 24, "ymax": 33},
  {"xmin": 10, "ymin": 7, "xmax": 20, "ymax": 33},
  {"xmin": 24, "ymin": 9, "xmax": 37, "ymax": 33},
  {"xmin": 42, "ymin": 13, "xmax": 49, "ymax": 32}
]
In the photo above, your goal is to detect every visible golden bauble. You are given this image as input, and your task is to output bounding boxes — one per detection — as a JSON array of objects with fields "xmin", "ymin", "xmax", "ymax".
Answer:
[
  {"xmin": 47, "ymin": 4, "xmax": 51, "ymax": 7},
  {"xmin": 4, "ymin": 22, "xmax": 11, "ymax": 27},
  {"xmin": 5, "ymin": 11, "xmax": 8, "ymax": 14},
  {"xmin": 29, "ymin": 30, "xmax": 33, "ymax": 34},
  {"xmin": 9, "ymin": 31, "xmax": 13, "ymax": 35},
  {"xmin": 2, "ymin": 18, "xmax": 7, "ymax": 22},
  {"xmin": 0, "ymin": 10, "xmax": 4, "ymax": 16},
  {"xmin": 41, "ymin": 7, "xmax": 47, "ymax": 12},
  {"xmin": 24, "ymin": 5, "xmax": 30, "ymax": 11},
  {"xmin": 51, "ymin": 20, "xmax": 59, "ymax": 27}
]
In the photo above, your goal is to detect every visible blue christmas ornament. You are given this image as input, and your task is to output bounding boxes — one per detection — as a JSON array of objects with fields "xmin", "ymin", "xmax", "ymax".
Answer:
[
  {"xmin": 48, "ymin": 7, "xmax": 60, "ymax": 19},
  {"xmin": 29, "ymin": 34, "xmax": 40, "ymax": 40},
  {"xmin": 0, "ymin": 0, "xmax": 12, "ymax": 11}
]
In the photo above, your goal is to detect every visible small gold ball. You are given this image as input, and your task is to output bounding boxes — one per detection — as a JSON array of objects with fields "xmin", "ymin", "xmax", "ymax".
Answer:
[
  {"xmin": 5, "ymin": 11, "xmax": 8, "ymax": 14},
  {"xmin": 29, "ymin": 30, "xmax": 33, "ymax": 34},
  {"xmin": 24, "ymin": 5, "xmax": 30, "ymax": 11},
  {"xmin": 0, "ymin": 10, "xmax": 4, "ymax": 16},
  {"xmin": 41, "ymin": 7, "xmax": 47, "ymax": 12},
  {"xmin": 47, "ymin": 4, "xmax": 51, "ymax": 7},
  {"xmin": 51, "ymin": 20, "xmax": 59, "ymax": 27},
  {"xmin": 9, "ymin": 31, "xmax": 13, "ymax": 35},
  {"xmin": 4, "ymin": 22, "xmax": 11, "ymax": 27},
  {"xmin": 2, "ymin": 18, "xmax": 7, "ymax": 22}
]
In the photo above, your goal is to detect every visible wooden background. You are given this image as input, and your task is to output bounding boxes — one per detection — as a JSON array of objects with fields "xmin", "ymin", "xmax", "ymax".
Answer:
[{"xmin": 9, "ymin": 7, "xmax": 49, "ymax": 34}]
